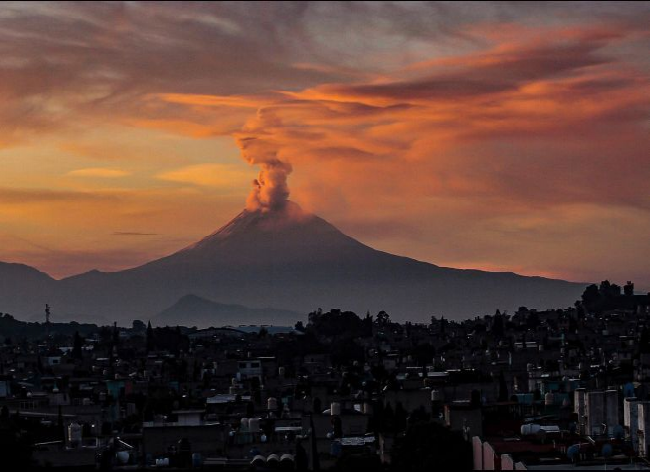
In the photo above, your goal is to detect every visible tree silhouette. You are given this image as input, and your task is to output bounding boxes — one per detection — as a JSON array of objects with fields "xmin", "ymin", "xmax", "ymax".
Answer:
[
  {"xmin": 375, "ymin": 310, "xmax": 391, "ymax": 327},
  {"xmin": 146, "ymin": 321, "xmax": 154, "ymax": 352},
  {"xmin": 72, "ymin": 331, "xmax": 83, "ymax": 360},
  {"xmin": 391, "ymin": 421, "xmax": 472, "ymax": 471},
  {"xmin": 498, "ymin": 371, "xmax": 509, "ymax": 402}
]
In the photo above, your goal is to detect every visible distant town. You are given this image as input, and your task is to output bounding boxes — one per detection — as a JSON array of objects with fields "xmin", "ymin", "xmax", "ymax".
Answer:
[{"xmin": 0, "ymin": 280, "xmax": 648, "ymax": 470}]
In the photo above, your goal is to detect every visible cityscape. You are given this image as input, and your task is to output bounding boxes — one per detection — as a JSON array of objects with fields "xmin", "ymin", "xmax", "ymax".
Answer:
[
  {"xmin": 1, "ymin": 2, "xmax": 649, "ymax": 470},
  {"xmin": 1, "ymin": 284, "xmax": 650, "ymax": 470}
]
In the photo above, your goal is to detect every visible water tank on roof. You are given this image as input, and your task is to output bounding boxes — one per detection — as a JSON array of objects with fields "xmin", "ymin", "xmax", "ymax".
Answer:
[
  {"xmin": 278, "ymin": 366, "xmax": 286, "ymax": 378},
  {"xmin": 331, "ymin": 402, "xmax": 341, "ymax": 416},
  {"xmin": 240, "ymin": 418, "xmax": 249, "ymax": 432},
  {"xmin": 251, "ymin": 455, "xmax": 266, "ymax": 466},
  {"xmin": 431, "ymin": 390, "xmax": 441, "ymax": 402},
  {"xmin": 545, "ymin": 392, "xmax": 554, "ymax": 406},
  {"xmin": 116, "ymin": 451, "xmax": 129, "ymax": 464},
  {"xmin": 68, "ymin": 421, "xmax": 82, "ymax": 446},
  {"xmin": 267, "ymin": 397, "xmax": 278, "ymax": 411},
  {"xmin": 521, "ymin": 424, "xmax": 541, "ymax": 436},
  {"xmin": 249, "ymin": 417, "xmax": 260, "ymax": 433},
  {"xmin": 267, "ymin": 454, "xmax": 280, "ymax": 464},
  {"xmin": 567, "ymin": 444, "xmax": 580, "ymax": 461},
  {"xmin": 280, "ymin": 453, "xmax": 295, "ymax": 463}
]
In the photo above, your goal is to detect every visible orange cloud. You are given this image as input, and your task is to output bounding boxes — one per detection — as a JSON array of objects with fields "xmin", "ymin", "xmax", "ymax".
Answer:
[
  {"xmin": 68, "ymin": 168, "xmax": 130, "ymax": 178},
  {"xmin": 156, "ymin": 163, "xmax": 250, "ymax": 188}
]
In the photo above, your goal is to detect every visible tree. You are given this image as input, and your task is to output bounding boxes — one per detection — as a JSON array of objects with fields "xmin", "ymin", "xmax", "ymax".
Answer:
[
  {"xmin": 146, "ymin": 321, "xmax": 154, "ymax": 352},
  {"xmin": 498, "ymin": 371, "xmax": 509, "ymax": 402},
  {"xmin": 390, "ymin": 421, "xmax": 472, "ymax": 471},
  {"xmin": 132, "ymin": 320, "xmax": 146, "ymax": 332},
  {"xmin": 599, "ymin": 280, "xmax": 621, "ymax": 298},
  {"xmin": 382, "ymin": 403, "xmax": 394, "ymax": 432},
  {"xmin": 581, "ymin": 284, "xmax": 601, "ymax": 310},
  {"xmin": 375, "ymin": 310, "xmax": 391, "ymax": 327},
  {"xmin": 71, "ymin": 331, "xmax": 83, "ymax": 360},
  {"xmin": 394, "ymin": 402, "xmax": 408, "ymax": 433},
  {"xmin": 526, "ymin": 311, "xmax": 540, "ymax": 329},
  {"xmin": 306, "ymin": 309, "xmax": 366, "ymax": 338},
  {"xmin": 639, "ymin": 327, "xmax": 650, "ymax": 354},
  {"xmin": 492, "ymin": 310, "xmax": 504, "ymax": 338}
]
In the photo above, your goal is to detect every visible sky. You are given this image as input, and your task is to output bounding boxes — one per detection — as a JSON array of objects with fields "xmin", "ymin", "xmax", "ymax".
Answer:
[{"xmin": 0, "ymin": 1, "xmax": 649, "ymax": 288}]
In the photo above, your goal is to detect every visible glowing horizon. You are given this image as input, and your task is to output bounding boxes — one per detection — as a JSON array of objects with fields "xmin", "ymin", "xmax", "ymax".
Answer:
[{"xmin": 1, "ymin": 2, "xmax": 649, "ymax": 288}]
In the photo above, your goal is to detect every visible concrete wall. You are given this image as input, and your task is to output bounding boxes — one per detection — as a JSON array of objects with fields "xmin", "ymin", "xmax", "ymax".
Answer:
[
  {"xmin": 638, "ymin": 402, "xmax": 650, "ymax": 457},
  {"xmin": 472, "ymin": 436, "xmax": 483, "ymax": 470},
  {"xmin": 605, "ymin": 389, "xmax": 619, "ymax": 436},
  {"xmin": 574, "ymin": 388, "xmax": 586, "ymax": 433},
  {"xmin": 501, "ymin": 453, "xmax": 515, "ymax": 470},
  {"xmin": 482, "ymin": 441, "xmax": 498, "ymax": 470},
  {"xmin": 586, "ymin": 391, "xmax": 605, "ymax": 436},
  {"xmin": 624, "ymin": 397, "xmax": 639, "ymax": 450}
]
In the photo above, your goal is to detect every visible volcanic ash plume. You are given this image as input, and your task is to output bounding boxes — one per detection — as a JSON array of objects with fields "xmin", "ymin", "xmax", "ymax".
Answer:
[{"xmin": 236, "ymin": 135, "xmax": 293, "ymax": 213}]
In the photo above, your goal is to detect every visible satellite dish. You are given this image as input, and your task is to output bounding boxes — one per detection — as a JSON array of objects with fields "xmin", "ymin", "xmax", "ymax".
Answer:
[{"xmin": 567, "ymin": 444, "xmax": 580, "ymax": 461}]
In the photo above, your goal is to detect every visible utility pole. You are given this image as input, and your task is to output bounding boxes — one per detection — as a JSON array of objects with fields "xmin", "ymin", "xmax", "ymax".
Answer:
[
  {"xmin": 45, "ymin": 304, "xmax": 51, "ymax": 339},
  {"xmin": 308, "ymin": 413, "xmax": 320, "ymax": 471}
]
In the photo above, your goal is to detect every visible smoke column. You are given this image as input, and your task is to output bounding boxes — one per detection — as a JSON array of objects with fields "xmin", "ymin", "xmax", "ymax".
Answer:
[{"xmin": 235, "ymin": 111, "xmax": 293, "ymax": 213}]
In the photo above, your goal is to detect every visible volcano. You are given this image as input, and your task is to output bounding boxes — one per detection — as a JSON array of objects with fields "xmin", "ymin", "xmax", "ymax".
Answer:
[{"xmin": 0, "ymin": 202, "xmax": 585, "ymax": 324}]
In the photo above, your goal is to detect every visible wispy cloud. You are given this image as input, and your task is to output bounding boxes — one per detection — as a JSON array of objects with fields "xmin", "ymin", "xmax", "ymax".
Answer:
[
  {"xmin": 112, "ymin": 231, "xmax": 158, "ymax": 236},
  {"xmin": 68, "ymin": 168, "xmax": 131, "ymax": 178}
]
